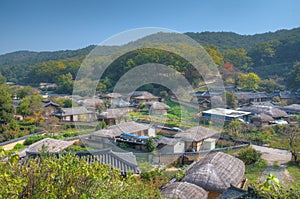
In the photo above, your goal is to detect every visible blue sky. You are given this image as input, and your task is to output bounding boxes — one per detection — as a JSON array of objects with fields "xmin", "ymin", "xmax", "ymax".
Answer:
[{"xmin": 0, "ymin": 0, "xmax": 299, "ymax": 54}]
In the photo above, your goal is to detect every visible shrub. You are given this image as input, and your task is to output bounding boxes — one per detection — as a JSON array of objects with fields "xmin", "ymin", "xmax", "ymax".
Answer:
[{"xmin": 237, "ymin": 147, "xmax": 262, "ymax": 165}]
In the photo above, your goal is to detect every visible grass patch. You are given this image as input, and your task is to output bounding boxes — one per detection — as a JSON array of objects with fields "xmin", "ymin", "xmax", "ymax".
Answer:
[
  {"xmin": 245, "ymin": 159, "xmax": 267, "ymax": 183},
  {"xmin": 286, "ymin": 162, "xmax": 300, "ymax": 189}
]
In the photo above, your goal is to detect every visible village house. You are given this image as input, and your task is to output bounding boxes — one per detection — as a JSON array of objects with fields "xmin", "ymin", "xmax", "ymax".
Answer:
[
  {"xmin": 18, "ymin": 138, "xmax": 74, "ymax": 158},
  {"xmin": 43, "ymin": 100, "xmax": 60, "ymax": 116},
  {"xmin": 277, "ymin": 90, "xmax": 300, "ymax": 105},
  {"xmin": 182, "ymin": 152, "xmax": 246, "ymax": 199},
  {"xmin": 200, "ymin": 108, "xmax": 251, "ymax": 124},
  {"xmin": 175, "ymin": 126, "xmax": 218, "ymax": 152},
  {"xmin": 251, "ymin": 113, "xmax": 274, "ymax": 127},
  {"xmin": 280, "ymin": 104, "xmax": 300, "ymax": 114},
  {"xmin": 78, "ymin": 98, "xmax": 104, "ymax": 110},
  {"xmin": 100, "ymin": 92, "xmax": 122, "ymax": 101},
  {"xmin": 98, "ymin": 108, "xmax": 131, "ymax": 125},
  {"xmin": 144, "ymin": 101, "xmax": 170, "ymax": 115},
  {"xmin": 234, "ymin": 91, "xmax": 269, "ymax": 106},
  {"xmin": 154, "ymin": 136, "xmax": 185, "ymax": 154},
  {"xmin": 91, "ymin": 121, "xmax": 156, "ymax": 140},
  {"xmin": 239, "ymin": 105, "xmax": 288, "ymax": 120},
  {"xmin": 54, "ymin": 107, "xmax": 98, "ymax": 122},
  {"xmin": 127, "ymin": 91, "xmax": 160, "ymax": 104}
]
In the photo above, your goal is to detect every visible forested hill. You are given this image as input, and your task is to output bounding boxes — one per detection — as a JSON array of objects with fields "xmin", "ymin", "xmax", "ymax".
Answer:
[
  {"xmin": 0, "ymin": 27, "xmax": 299, "ymax": 86},
  {"xmin": 186, "ymin": 27, "xmax": 300, "ymax": 51}
]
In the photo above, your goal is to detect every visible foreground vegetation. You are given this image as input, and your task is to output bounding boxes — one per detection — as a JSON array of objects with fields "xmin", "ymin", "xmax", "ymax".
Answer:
[{"xmin": 0, "ymin": 151, "xmax": 162, "ymax": 199}]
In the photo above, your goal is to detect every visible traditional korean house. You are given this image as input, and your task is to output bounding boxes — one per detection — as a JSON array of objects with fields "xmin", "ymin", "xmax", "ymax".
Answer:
[
  {"xmin": 239, "ymin": 105, "xmax": 288, "ymax": 120},
  {"xmin": 278, "ymin": 91, "xmax": 299, "ymax": 105},
  {"xmin": 54, "ymin": 107, "xmax": 97, "ymax": 122},
  {"xmin": 101, "ymin": 93, "xmax": 122, "ymax": 101},
  {"xmin": 251, "ymin": 113, "xmax": 274, "ymax": 127},
  {"xmin": 175, "ymin": 126, "xmax": 218, "ymax": 152},
  {"xmin": 155, "ymin": 136, "xmax": 185, "ymax": 154},
  {"xmin": 280, "ymin": 104, "xmax": 300, "ymax": 114},
  {"xmin": 98, "ymin": 108, "xmax": 130, "ymax": 125},
  {"xmin": 127, "ymin": 91, "xmax": 159, "ymax": 104},
  {"xmin": 234, "ymin": 91, "xmax": 269, "ymax": 106},
  {"xmin": 43, "ymin": 100, "xmax": 60, "ymax": 116},
  {"xmin": 182, "ymin": 152, "xmax": 245, "ymax": 199},
  {"xmin": 145, "ymin": 101, "xmax": 170, "ymax": 115},
  {"xmin": 91, "ymin": 121, "xmax": 156, "ymax": 140}
]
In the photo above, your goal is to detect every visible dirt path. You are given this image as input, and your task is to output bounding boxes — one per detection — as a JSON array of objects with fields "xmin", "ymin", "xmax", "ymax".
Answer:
[
  {"xmin": 252, "ymin": 145, "xmax": 291, "ymax": 165},
  {"xmin": 252, "ymin": 145, "xmax": 294, "ymax": 183}
]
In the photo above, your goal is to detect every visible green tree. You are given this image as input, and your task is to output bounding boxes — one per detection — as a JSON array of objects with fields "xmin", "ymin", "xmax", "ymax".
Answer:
[
  {"xmin": 287, "ymin": 62, "xmax": 300, "ymax": 89},
  {"xmin": 258, "ymin": 79, "xmax": 284, "ymax": 93},
  {"xmin": 17, "ymin": 95, "xmax": 44, "ymax": 125},
  {"xmin": 54, "ymin": 97, "xmax": 73, "ymax": 108},
  {"xmin": 16, "ymin": 86, "xmax": 35, "ymax": 99},
  {"xmin": 226, "ymin": 119, "xmax": 243, "ymax": 137},
  {"xmin": 0, "ymin": 84, "xmax": 14, "ymax": 125},
  {"xmin": 223, "ymin": 48, "xmax": 252, "ymax": 71},
  {"xmin": 225, "ymin": 91, "xmax": 237, "ymax": 108},
  {"xmin": 95, "ymin": 120, "xmax": 107, "ymax": 130},
  {"xmin": 237, "ymin": 72, "xmax": 261, "ymax": 90},
  {"xmin": 237, "ymin": 147, "xmax": 262, "ymax": 165},
  {"xmin": 56, "ymin": 73, "xmax": 73, "ymax": 94},
  {"xmin": 0, "ymin": 72, "xmax": 6, "ymax": 84},
  {"xmin": 249, "ymin": 40, "xmax": 281, "ymax": 66},
  {"xmin": 146, "ymin": 137, "xmax": 155, "ymax": 152}
]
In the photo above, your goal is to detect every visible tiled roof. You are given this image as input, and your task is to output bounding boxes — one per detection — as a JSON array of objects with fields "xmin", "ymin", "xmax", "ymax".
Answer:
[
  {"xmin": 234, "ymin": 91, "xmax": 268, "ymax": 100},
  {"xmin": 55, "ymin": 107, "xmax": 95, "ymax": 116},
  {"xmin": 26, "ymin": 149, "xmax": 140, "ymax": 174}
]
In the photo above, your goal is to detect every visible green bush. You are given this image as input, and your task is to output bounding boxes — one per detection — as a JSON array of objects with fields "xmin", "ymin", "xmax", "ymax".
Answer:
[
  {"xmin": 24, "ymin": 135, "xmax": 46, "ymax": 145},
  {"xmin": 237, "ymin": 147, "xmax": 262, "ymax": 165}
]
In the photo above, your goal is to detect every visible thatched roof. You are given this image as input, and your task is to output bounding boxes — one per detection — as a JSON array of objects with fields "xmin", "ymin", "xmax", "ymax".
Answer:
[
  {"xmin": 251, "ymin": 113, "xmax": 274, "ymax": 122},
  {"xmin": 27, "ymin": 138, "xmax": 74, "ymax": 153},
  {"xmin": 239, "ymin": 105, "xmax": 287, "ymax": 118},
  {"xmin": 175, "ymin": 126, "xmax": 218, "ymax": 142},
  {"xmin": 281, "ymin": 104, "xmax": 300, "ymax": 114},
  {"xmin": 160, "ymin": 182, "xmax": 208, "ymax": 199},
  {"xmin": 80, "ymin": 98, "xmax": 103, "ymax": 107},
  {"xmin": 182, "ymin": 152, "xmax": 245, "ymax": 193},
  {"xmin": 146, "ymin": 101, "xmax": 170, "ymax": 110}
]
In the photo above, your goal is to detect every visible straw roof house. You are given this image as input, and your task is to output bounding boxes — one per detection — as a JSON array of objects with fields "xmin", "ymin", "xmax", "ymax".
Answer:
[
  {"xmin": 145, "ymin": 101, "xmax": 170, "ymax": 115},
  {"xmin": 175, "ymin": 126, "xmax": 218, "ymax": 152},
  {"xmin": 240, "ymin": 105, "xmax": 287, "ymax": 119},
  {"xmin": 252, "ymin": 113, "xmax": 274, "ymax": 121},
  {"xmin": 27, "ymin": 138, "xmax": 74, "ymax": 153},
  {"xmin": 182, "ymin": 152, "xmax": 245, "ymax": 194},
  {"xmin": 160, "ymin": 182, "xmax": 208, "ymax": 199}
]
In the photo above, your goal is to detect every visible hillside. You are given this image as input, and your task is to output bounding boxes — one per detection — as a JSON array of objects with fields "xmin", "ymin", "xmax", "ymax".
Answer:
[{"xmin": 0, "ymin": 28, "xmax": 299, "ymax": 86}]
